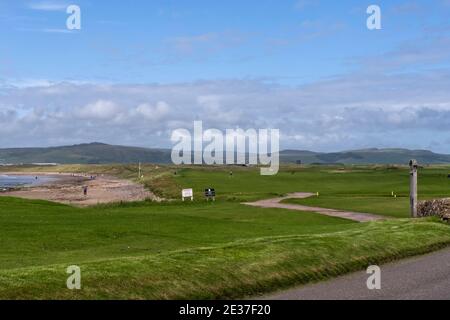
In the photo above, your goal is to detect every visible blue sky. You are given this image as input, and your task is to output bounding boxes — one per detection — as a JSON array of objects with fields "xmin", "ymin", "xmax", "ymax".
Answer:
[
  {"xmin": 2, "ymin": 0, "xmax": 448, "ymax": 84},
  {"xmin": 1, "ymin": 0, "xmax": 450, "ymax": 152}
]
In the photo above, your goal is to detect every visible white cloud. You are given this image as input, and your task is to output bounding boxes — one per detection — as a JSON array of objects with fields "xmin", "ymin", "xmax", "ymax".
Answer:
[
  {"xmin": 76, "ymin": 100, "xmax": 120, "ymax": 121},
  {"xmin": 166, "ymin": 31, "xmax": 248, "ymax": 57},
  {"xmin": 41, "ymin": 28, "xmax": 74, "ymax": 34},
  {"xmin": 294, "ymin": 0, "xmax": 318, "ymax": 11},
  {"xmin": 28, "ymin": 1, "xmax": 68, "ymax": 11},
  {"xmin": 136, "ymin": 101, "xmax": 170, "ymax": 121},
  {"xmin": 1, "ymin": 72, "xmax": 450, "ymax": 152},
  {"xmin": 355, "ymin": 35, "xmax": 450, "ymax": 72},
  {"xmin": 170, "ymin": 33, "xmax": 217, "ymax": 54}
]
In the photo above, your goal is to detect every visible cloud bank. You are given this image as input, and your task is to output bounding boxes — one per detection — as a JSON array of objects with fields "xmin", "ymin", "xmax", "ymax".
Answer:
[{"xmin": 1, "ymin": 69, "xmax": 450, "ymax": 152}]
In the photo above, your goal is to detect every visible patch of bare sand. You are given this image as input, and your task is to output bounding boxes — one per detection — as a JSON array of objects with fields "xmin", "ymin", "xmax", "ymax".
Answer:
[{"xmin": 0, "ymin": 172, "xmax": 159, "ymax": 207}]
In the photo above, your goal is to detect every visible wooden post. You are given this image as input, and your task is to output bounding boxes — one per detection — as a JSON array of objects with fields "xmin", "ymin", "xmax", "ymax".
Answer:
[
  {"xmin": 409, "ymin": 159, "xmax": 418, "ymax": 218},
  {"xmin": 138, "ymin": 162, "xmax": 141, "ymax": 180}
]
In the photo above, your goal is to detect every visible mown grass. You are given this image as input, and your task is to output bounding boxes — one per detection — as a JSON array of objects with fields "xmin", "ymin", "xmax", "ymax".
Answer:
[
  {"xmin": 172, "ymin": 165, "xmax": 450, "ymax": 203},
  {"xmin": 0, "ymin": 197, "xmax": 355, "ymax": 270},
  {"xmin": 1, "ymin": 164, "xmax": 450, "ymax": 299},
  {"xmin": 0, "ymin": 218, "xmax": 449, "ymax": 300}
]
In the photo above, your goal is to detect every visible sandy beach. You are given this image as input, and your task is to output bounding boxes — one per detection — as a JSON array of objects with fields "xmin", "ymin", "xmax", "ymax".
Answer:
[{"xmin": 0, "ymin": 172, "xmax": 157, "ymax": 206}]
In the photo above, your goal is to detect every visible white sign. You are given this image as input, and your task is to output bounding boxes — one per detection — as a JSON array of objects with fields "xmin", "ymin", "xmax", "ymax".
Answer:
[{"xmin": 182, "ymin": 188, "xmax": 194, "ymax": 201}]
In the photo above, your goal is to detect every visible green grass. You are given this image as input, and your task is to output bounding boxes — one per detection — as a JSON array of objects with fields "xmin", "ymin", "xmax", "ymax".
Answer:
[
  {"xmin": 1, "ymin": 218, "xmax": 449, "ymax": 300},
  {"xmin": 172, "ymin": 165, "xmax": 450, "ymax": 202},
  {"xmin": 1, "ymin": 164, "xmax": 450, "ymax": 299},
  {"xmin": 277, "ymin": 166, "xmax": 450, "ymax": 218},
  {"xmin": 5, "ymin": 164, "xmax": 450, "ymax": 202},
  {"xmin": 0, "ymin": 197, "xmax": 355, "ymax": 270}
]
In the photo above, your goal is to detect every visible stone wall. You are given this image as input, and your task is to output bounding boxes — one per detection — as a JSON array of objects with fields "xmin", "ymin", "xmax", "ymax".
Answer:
[{"xmin": 417, "ymin": 199, "xmax": 450, "ymax": 221}]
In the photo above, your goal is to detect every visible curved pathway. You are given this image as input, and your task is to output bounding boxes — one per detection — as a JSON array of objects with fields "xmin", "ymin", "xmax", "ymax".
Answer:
[{"xmin": 244, "ymin": 192, "xmax": 388, "ymax": 222}]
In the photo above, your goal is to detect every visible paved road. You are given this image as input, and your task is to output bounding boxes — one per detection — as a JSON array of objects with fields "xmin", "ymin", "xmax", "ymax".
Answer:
[
  {"xmin": 263, "ymin": 247, "xmax": 450, "ymax": 300},
  {"xmin": 244, "ymin": 192, "xmax": 387, "ymax": 222}
]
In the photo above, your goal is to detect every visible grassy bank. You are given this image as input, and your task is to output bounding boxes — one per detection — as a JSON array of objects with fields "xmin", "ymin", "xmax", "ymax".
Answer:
[
  {"xmin": 0, "ymin": 218, "xmax": 449, "ymax": 299},
  {"xmin": 0, "ymin": 197, "xmax": 355, "ymax": 270},
  {"xmin": 1, "ymin": 164, "xmax": 450, "ymax": 299}
]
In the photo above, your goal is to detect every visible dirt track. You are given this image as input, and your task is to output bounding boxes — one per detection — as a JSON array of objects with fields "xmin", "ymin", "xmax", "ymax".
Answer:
[
  {"xmin": 0, "ymin": 173, "xmax": 158, "ymax": 206},
  {"xmin": 244, "ymin": 192, "xmax": 388, "ymax": 222}
]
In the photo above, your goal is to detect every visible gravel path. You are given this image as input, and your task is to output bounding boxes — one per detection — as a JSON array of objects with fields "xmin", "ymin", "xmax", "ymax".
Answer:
[{"xmin": 244, "ymin": 192, "xmax": 388, "ymax": 222}]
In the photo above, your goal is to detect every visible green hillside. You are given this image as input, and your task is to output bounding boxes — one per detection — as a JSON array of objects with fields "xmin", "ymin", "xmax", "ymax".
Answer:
[
  {"xmin": 0, "ymin": 143, "xmax": 172, "ymax": 165},
  {"xmin": 280, "ymin": 148, "xmax": 450, "ymax": 165},
  {"xmin": 1, "ymin": 143, "xmax": 450, "ymax": 165}
]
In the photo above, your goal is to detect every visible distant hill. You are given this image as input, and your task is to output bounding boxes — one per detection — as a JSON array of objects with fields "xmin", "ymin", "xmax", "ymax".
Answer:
[
  {"xmin": 0, "ymin": 143, "xmax": 172, "ymax": 165},
  {"xmin": 1, "ymin": 143, "xmax": 450, "ymax": 165},
  {"xmin": 280, "ymin": 148, "xmax": 450, "ymax": 165}
]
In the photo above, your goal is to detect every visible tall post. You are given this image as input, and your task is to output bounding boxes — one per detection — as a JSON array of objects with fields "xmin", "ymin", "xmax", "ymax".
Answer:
[
  {"xmin": 138, "ymin": 162, "xmax": 141, "ymax": 180},
  {"xmin": 409, "ymin": 159, "xmax": 418, "ymax": 218}
]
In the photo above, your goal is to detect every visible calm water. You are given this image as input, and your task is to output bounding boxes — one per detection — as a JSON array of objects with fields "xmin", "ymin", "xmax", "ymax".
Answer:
[{"xmin": 0, "ymin": 175, "xmax": 54, "ymax": 188}]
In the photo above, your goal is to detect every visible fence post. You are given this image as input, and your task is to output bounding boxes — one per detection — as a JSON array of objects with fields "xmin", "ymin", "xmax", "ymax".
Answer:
[{"xmin": 409, "ymin": 159, "xmax": 418, "ymax": 218}]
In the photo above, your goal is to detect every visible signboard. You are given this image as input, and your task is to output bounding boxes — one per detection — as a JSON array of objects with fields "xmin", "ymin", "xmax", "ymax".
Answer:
[
  {"xmin": 182, "ymin": 188, "xmax": 193, "ymax": 201},
  {"xmin": 205, "ymin": 188, "xmax": 216, "ymax": 201}
]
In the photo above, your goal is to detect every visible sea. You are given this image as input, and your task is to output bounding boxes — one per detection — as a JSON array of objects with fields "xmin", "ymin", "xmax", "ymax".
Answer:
[{"xmin": 0, "ymin": 175, "xmax": 53, "ymax": 189}]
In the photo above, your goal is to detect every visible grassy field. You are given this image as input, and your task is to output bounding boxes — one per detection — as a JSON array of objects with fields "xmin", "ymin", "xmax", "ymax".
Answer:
[
  {"xmin": 6, "ymin": 164, "xmax": 450, "ymax": 203},
  {"xmin": 0, "ymin": 198, "xmax": 354, "ymax": 270},
  {"xmin": 1, "ymin": 164, "xmax": 450, "ymax": 299}
]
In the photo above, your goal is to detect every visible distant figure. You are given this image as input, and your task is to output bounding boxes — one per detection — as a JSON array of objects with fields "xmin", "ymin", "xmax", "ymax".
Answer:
[
  {"xmin": 229, "ymin": 171, "xmax": 233, "ymax": 177},
  {"xmin": 83, "ymin": 186, "xmax": 88, "ymax": 196},
  {"xmin": 35, "ymin": 176, "xmax": 38, "ymax": 180}
]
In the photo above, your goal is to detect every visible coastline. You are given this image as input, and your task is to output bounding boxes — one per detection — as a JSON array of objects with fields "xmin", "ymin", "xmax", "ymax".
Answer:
[{"xmin": 0, "ymin": 172, "xmax": 157, "ymax": 206}]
